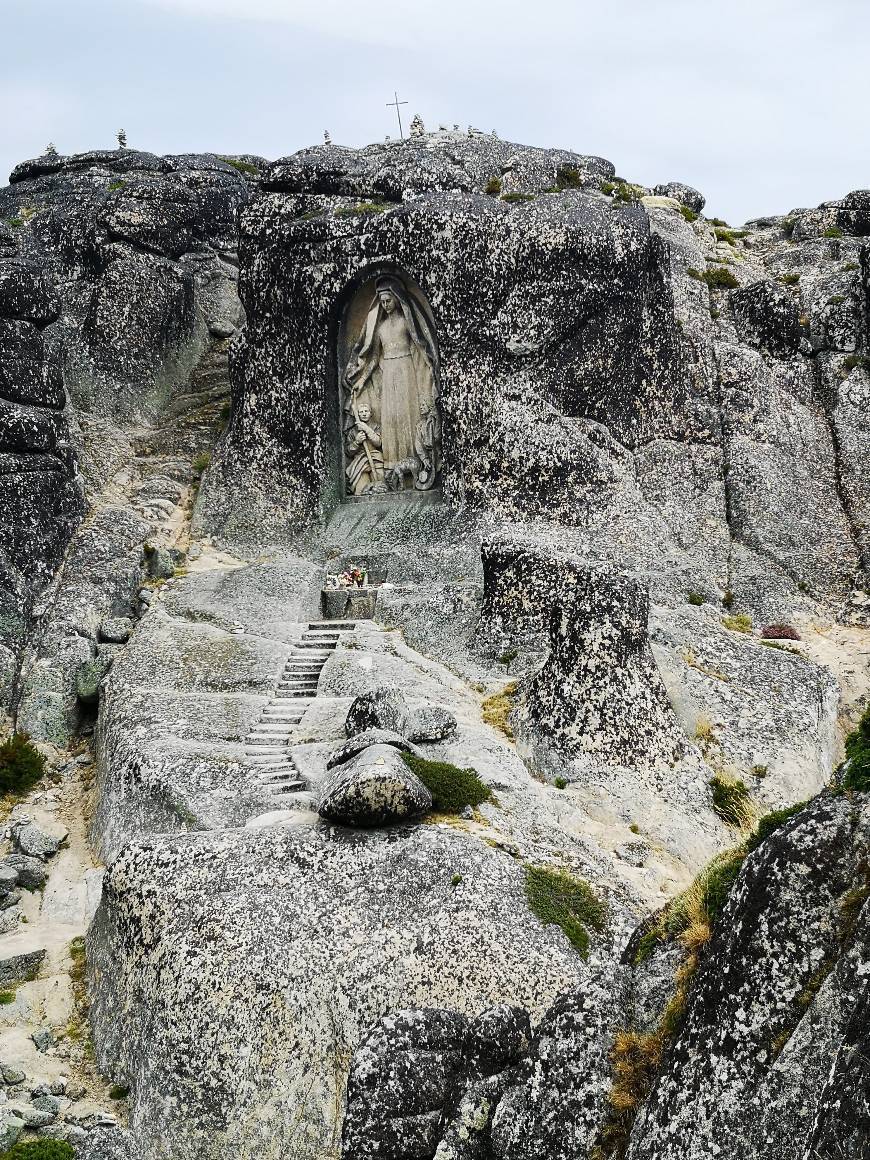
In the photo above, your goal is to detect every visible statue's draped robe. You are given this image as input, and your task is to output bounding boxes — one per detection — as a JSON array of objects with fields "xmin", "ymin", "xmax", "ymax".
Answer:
[{"xmin": 345, "ymin": 285, "xmax": 437, "ymax": 477}]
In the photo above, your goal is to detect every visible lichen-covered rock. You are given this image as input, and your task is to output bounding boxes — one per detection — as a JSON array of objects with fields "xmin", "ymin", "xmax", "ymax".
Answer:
[
  {"xmin": 512, "ymin": 548, "xmax": 686, "ymax": 770},
  {"xmin": 318, "ymin": 743, "xmax": 432, "ymax": 827},
  {"xmin": 652, "ymin": 182, "xmax": 705, "ymax": 213},
  {"xmin": 345, "ymin": 687, "xmax": 411, "ymax": 737},
  {"xmin": 627, "ymin": 791, "xmax": 870, "ymax": 1160},
  {"xmin": 729, "ymin": 280, "xmax": 807, "ymax": 356},
  {"xmin": 327, "ymin": 729, "xmax": 414, "ymax": 769},
  {"xmin": 407, "ymin": 706, "xmax": 458, "ymax": 744},
  {"xmin": 88, "ymin": 823, "xmax": 585, "ymax": 1160}
]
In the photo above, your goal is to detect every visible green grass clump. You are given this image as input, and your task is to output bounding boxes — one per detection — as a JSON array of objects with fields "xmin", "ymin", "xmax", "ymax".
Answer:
[
  {"xmin": 678, "ymin": 204, "xmax": 698, "ymax": 223},
  {"xmin": 744, "ymin": 802, "xmax": 807, "ymax": 854},
  {"xmin": 335, "ymin": 201, "xmax": 390, "ymax": 216},
  {"xmin": 842, "ymin": 704, "xmax": 870, "ymax": 792},
  {"xmin": 219, "ymin": 156, "xmax": 259, "ymax": 176},
  {"xmin": 823, "ymin": 225, "xmax": 844, "ymax": 238},
  {"xmin": 192, "ymin": 452, "xmax": 211, "ymax": 476},
  {"xmin": 500, "ymin": 192, "xmax": 535, "ymax": 204},
  {"xmin": 6, "ymin": 217, "xmax": 23, "ymax": 228},
  {"xmin": 722, "ymin": 613, "xmax": 752, "ymax": 633},
  {"xmin": 554, "ymin": 777, "xmax": 567, "ymax": 790},
  {"xmin": 108, "ymin": 1084, "xmax": 130, "ymax": 1100},
  {"xmin": 2, "ymin": 1143, "xmax": 76, "ymax": 1160},
  {"xmin": 778, "ymin": 272, "xmax": 800, "ymax": 285},
  {"xmin": 709, "ymin": 217, "xmax": 729, "ymax": 227},
  {"xmin": 0, "ymin": 733, "xmax": 45, "ymax": 797},
  {"xmin": 524, "ymin": 865, "xmax": 605, "ymax": 958},
  {"xmin": 107, "ymin": 180, "xmax": 126, "ymax": 191},
  {"xmin": 686, "ymin": 591, "xmax": 705, "ymax": 606},
  {"xmin": 714, "ymin": 227, "xmax": 748, "ymax": 245},
  {"xmin": 0, "ymin": 991, "xmax": 16, "ymax": 1005},
  {"xmin": 710, "ymin": 775, "xmax": 753, "ymax": 828},
  {"xmin": 484, "ymin": 176, "xmax": 502, "ymax": 196},
  {"xmin": 781, "ymin": 216, "xmax": 796, "ymax": 239},
  {"xmin": 688, "ymin": 266, "xmax": 739, "ymax": 290},
  {"xmin": 400, "ymin": 752, "xmax": 491, "ymax": 813}
]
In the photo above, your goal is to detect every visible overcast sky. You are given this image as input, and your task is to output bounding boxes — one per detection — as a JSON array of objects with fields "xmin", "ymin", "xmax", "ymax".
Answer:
[{"xmin": 3, "ymin": 0, "xmax": 869, "ymax": 223}]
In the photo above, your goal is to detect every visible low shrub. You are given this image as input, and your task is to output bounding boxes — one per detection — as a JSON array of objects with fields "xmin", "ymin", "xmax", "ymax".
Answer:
[
  {"xmin": 554, "ymin": 777, "xmax": 567, "ymax": 790},
  {"xmin": 710, "ymin": 774, "xmax": 753, "ymax": 828},
  {"xmin": 335, "ymin": 201, "xmax": 390, "ymax": 216},
  {"xmin": 840, "ymin": 353, "xmax": 870, "ymax": 376},
  {"xmin": 219, "ymin": 156, "xmax": 259, "ymax": 176},
  {"xmin": 778, "ymin": 272, "xmax": 800, "ymax": 284},
  {"xmin": 192, "ymin": 452, "xmax": 211, "ymax": 476},
  {"xmin": 714, "ymin": 227, "xmax": 748, "ymax": 245},
  {"xmin": 761, "ymin": 624, "xmax": 800, "ymax": 640},
  {"xmin": 497, "ymin": 646, "xmax": 518, "ymax": 671},
  {"xmin": 612, "ymin": 181, "xmax": 645, "ymax": 204},
  {"xmin": 555, "ymin": 164, "xmax": 583, "ymax": 190},
  {"xmin": 781, "ymin": 216, "xmax": 796, "ymax": 239},
  {"xmin": 2, "ymin": 1143, "xmax": 76, "ymax": 1160},
  {"xmin": 0, "ymin": 991, "xmax": 15, "ymax": 1005},
  {"xmin": 524, "ymin": 865, "xmax": 605, "ymax": 958},
  {"xmin": 686, "ymin": 591, "xmax": 705, "ymax": 606},
  {"xmin": 722, "ymin": 613, "xmax": 752, "ymax": 633},
  {"xmin": 109, "ymin": 1084, "xmax": 130, "ymax": 1100},
  {"xmin": 678, "ymin": 204, "xmax": 698, "ymax": 223},
  {"xmin": 842, "ymin": 704, "xmax": 870, "ymax": 792},
  {"xmin": 823, "ymin": 225, "xmax": 844, "ymax": 238},
  {"xmin": 484, "ymin": 176, "xmax": 502, "ymax": 196},
  {"xmin": 687, "ymin": 266, "xmax": 739, "ymax": 289},
  {"xmin": 500, "ymin": 192, "xmax": 535, "ymax": 204},
  {"xmin": 0, "ymin": 733, "xmax": 46, "ymax": 797},
  {"xmin": 400, "ymin": 752, "xmax": 491, "ymax": 812},
  {"xmin": 709, "ymin": 217, "xmax": 729, "ymax": 227}
]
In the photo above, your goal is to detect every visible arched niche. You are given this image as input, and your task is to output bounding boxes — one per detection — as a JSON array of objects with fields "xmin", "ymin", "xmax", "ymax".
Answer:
[{"xmin": 336, "ymin": 270, "xmax": 441, "ymax": 501}]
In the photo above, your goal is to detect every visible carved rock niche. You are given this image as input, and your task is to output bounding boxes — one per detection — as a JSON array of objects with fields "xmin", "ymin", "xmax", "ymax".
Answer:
[{"xmin": 338, "ymin": 271, "xmax": 441, "ymax": 499}]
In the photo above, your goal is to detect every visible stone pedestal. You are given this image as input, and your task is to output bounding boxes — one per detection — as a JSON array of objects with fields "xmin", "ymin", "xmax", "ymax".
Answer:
[{"xmin": 321, "ymin": 586, "xmax": 378, "ymax": 621}]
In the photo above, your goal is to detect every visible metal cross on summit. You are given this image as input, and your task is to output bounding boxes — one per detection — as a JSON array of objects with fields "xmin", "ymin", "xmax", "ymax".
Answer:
[{"xmin": 386, "ymin": 91, "xmax": 408, "ymax": 139}]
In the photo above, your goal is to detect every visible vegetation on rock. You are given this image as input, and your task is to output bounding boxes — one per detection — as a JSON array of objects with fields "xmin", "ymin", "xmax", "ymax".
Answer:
[
  {"xmin": 722, "ymin": 612, "xmax": 752, "ymax": 633},
  {"xmin": 524, "ymin": 864, "xmax": 605, "ymax": 958},
  {"xmin": 482, "ymin": 681, "xmax": 518, "ymax": 739},
  {"xmin": 842, "ymin": 703, "xmax": 870, "ymax": 792},
  {"xmin": 2, "ymin": 1143, "xmax": 76, "ymax": 1160},
  {"xmin": 709, "ymin": 774, "xmax": 753, "ymax": 827},
  {"xmin": 0, "ymin": 733, "xmax": 46, "ymax": 797},
  {"xmin": 687, "ymin": 266, "xmax": 739, "ymax": 289},
  {"xmin": 400, "ymin": 752, "xmax": 490, "ymax": 812}
]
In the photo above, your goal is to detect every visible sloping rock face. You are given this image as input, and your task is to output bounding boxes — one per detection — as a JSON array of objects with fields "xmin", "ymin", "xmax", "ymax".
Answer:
[
  {"xmin": 0, "ymin": 243, "xmax": 83, "ymax": 701},
  {"xmin": 88, "ymin": 824, "xmax": 587, "ymax": 1160},
  {"xmin": 0, "ymin": 147, "xmax": 254, "ymax": 720},
  {"xmin": 627, "ymin": 790, "xmax": 870, "ymax": 1160},
  {"xmin": 200, "ymin": 134, "xmax": 692, "ymax": 542}
]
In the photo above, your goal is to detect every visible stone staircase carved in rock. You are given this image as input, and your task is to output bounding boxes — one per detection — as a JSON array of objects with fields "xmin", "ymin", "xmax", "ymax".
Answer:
[{"xmin": 244, "ymin": 621, "xmax": 355, "ymax": 802}]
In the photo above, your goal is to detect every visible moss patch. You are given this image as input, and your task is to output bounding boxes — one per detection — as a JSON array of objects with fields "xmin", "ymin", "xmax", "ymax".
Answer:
[
  {"xmin": 524, "ymin": 865, "xmax": 605, "ymax": 958},
  {"xmin": 400, "ymin": 752, "xmax": 491, "ymax": 813},
  {"xmin": 687, "ymin": 266, "xmax": 739, "ymax": 290},
  {"xmin": 2, "ymin": 1143, "xmax": 76, "ymax": 1160}
]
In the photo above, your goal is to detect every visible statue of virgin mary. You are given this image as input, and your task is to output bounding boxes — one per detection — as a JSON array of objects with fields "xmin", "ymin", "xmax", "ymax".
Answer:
[{"xmin": 343, "ymin": 275, "xmax": 438, "ymax": 488}]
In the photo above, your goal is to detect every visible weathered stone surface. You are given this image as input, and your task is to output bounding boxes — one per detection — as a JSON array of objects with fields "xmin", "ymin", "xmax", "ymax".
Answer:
[
  {"xmin": 511, "ymin": 547, "xmax": 687, "ymax": 770},
  {"xmin": 345, "ymin": 687, "xmax": 411, "ymax": 737},
  {"xmin": 627, "ymin": 791, "xmax": 870, "ymax": 1160},
  {"xmin": 88, "ymin": 824, "xmax": 585, "ymax": 1160},
  {"xmin": 652, "ymin": 181, "xmax": 705, "ymax": 212},
  {"xmin": 318, "ymin": 743, "xmax": 432, "ymax": 827},
  {"xmin": 3, "ymin": 854, "xmax": 48, "ymax": 891},
  {"xmin": 98, "ymin": 617, "xmax": 135, "ymax": 644},
  {"xmin": 327, "ymin": 729, "xmax": 414, "ymax": 769},
  {"xmin": 407, "ymin": 707, "xmax": 458, "ymax": 744},
  {"xmin": 11, "ymin": 819, "xmax": 67, "ymax": 859},
  {"xmin": 729, "ymin": 280, "xmax": 807, "ymax": 356},
  {"xmin": 0, "ymin": 942, "xmax": 45, "ymax": 986}
]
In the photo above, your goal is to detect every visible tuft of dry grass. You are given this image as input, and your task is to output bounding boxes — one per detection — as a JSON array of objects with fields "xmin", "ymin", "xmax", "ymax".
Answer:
[{"xmin": 482, "ymin": 681, "xmax": 519, "ymax": 740}]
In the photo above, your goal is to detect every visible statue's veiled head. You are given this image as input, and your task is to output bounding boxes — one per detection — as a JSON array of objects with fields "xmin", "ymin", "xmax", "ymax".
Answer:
[{"xmin": 375, "ymin": 275, "xmax": 405, "ymax": 316}]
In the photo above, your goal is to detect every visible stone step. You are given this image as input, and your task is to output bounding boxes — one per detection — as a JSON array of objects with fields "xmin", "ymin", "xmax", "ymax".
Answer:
[
  {"xmin": 270, "ymin": 782, "xmax": 307, "ymax": 794},
  {"xmin": 295, "ymin": 643, "xmax": 335, "ymax": 651},
  {"xmin": 245, "ymin": 744, "xmax": 291, "ymax": 753},
  {"xmin": 308, "ymin": 622, "xmax": 355, "ymax": 630},
  {"xmin": 250, "ymin": 762, "xmax": 295, "ymax": 773}
]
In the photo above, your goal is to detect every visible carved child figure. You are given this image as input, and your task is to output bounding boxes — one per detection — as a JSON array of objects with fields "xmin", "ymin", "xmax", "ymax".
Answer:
[
  {"xmin": 413, "ymin": 398, "xmax": 440, "ymax": 490},
  {"xmin": 345, "ymin": 403, "xmax": 385, "ymax": 495}
]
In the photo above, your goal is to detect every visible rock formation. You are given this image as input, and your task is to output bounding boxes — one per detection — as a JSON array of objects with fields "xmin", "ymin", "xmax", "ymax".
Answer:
[{"xmin": 0, "ymin": 128, "xmax": 867, "ymax": 1159}]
